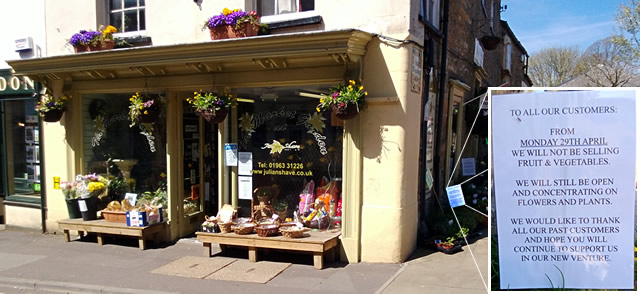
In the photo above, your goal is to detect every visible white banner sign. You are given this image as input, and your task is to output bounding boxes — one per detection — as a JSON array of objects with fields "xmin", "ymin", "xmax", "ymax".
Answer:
[{"xmin": 492, "ymin": 90, "xmax": 636, "ymax": 289}]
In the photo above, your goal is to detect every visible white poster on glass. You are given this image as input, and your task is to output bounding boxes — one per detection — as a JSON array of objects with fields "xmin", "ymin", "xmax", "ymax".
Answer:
[
  {"xmin": 238, "ymin": 176, "xmax": 253, "ymax": 200},
  {"xmin": 492, "ymin": 89, "xmax": 636, "ymax": 290},
  {"xmin": 238, "ymin": 152, "xmax": 253, "ymax": 176}
]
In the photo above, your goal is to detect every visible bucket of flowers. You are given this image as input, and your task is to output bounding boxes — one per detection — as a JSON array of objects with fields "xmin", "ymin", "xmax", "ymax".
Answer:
[
  {"xmin": 317, "ymin": 80, "xmax": 367, "ymax": 120},
  {"xmin": 186, "ymin": 90, "xmax": 235, "ymax": 123},
  {"xmin": 69, "ymin": 25, "xmax": 117, "ymax": 53},
  {"xmin": 36, "ymin": 93, "xmax": 69, "ymax": 122},
  {"xmin": 75, "ymin": 174, "xmax": 108, "ymax": 221},
  {"xmin": 129, "ymin": 92, "xmax": 161, "ymax": 126},
  {"xmin": 205, "ymin": 8, "xmax": 261, "ymax": 40}
]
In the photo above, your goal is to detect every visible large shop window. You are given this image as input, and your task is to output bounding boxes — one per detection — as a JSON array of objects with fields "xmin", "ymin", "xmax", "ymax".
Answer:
[
  {"xmin": 82, "ymin": 94, "xmax": 166, "ymax": 204},
  {"xmin": 2, "ymin": 99, "xmax": 41, "ymax": 199},
  {"xmin": 234, "ymin": 86, "xmax": 342, "ymax": 227}
]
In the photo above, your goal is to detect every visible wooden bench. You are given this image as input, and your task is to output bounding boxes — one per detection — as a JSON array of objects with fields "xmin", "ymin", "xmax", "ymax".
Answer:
[
  {"xmin": 58, "ymin": 218, "xmax": 166, "ymax": 250},
  {"xmin": 196, "ymin": 230, "xmax": 341, "ymax": 269}
]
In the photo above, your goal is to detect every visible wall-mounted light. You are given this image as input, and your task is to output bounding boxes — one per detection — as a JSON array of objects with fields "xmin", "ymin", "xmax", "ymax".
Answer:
[{"xmin": 297, "ymin": 91, "xmax": 323, "ymax": 99}]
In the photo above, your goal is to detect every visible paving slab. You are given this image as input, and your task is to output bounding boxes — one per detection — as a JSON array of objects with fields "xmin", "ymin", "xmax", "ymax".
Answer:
[
  {"xmin": 205, "ymin": 260, "xmax": 291, "ymax": 283},
  {"xmin": 152, "ymin": 256, "xmax": 236, "ymax": 279}
]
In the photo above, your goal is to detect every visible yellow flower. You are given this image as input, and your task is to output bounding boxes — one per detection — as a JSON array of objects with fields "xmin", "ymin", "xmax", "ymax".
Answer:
[
  {"xmin": 316, "ymin": 107, "xmax": 321, "ymax": 112},
  {"xmin": 359, "ymin": 86, "xmax": 363, "ymax": 90},
  {"xmin": 364, "ymin": 91, "xmax": 368, "ymax": 96},
  {"xmin": 160, "ymin": 172, "xmax": 166, "ymax": 178},
  {"xmin": 349, "ymin": 80, "xmax": 355, "ymax": 85},
  {"xmin": 144, "ymin": 110, "xmax": 148, "ymax": 114},
  {"xmin": 223, "ymin": 8, "xmax": 231, "ymax": 15},
  {"xmin": 233, "ymin": 8, "xmax": 240, "ymax": 12},
  {"xmin": 348, "ymin": 85, "xmax": 353, "ymax": 90}
]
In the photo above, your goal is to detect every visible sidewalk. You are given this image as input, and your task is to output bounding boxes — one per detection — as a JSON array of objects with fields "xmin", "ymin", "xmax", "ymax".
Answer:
[{"xmin": 0, "ymin": 226, "xmax": 488, "ymax": 293}]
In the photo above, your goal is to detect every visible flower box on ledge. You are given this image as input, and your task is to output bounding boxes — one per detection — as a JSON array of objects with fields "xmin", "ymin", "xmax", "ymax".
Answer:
[{"xmin": 205, "ymin": 8, "xmax": 261, "ymax": 40}]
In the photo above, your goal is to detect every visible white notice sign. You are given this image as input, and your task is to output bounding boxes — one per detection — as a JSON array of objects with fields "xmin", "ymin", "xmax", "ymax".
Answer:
[
  {"xmin": 492, "ymin": 90, "xmax": 636, "ymax": 289},
  {"xmin": 461, "ymin": 158, "xmax": 476, "ymax": 176},
  {"xmin": 224, "ymin": 143, "xmax": 238, "ymax": 166},
  {"xmin": 238, "ymin": 176, "xmax": 253, "ymax": 200},
  {"xmin": 238, "ymin": 152, "xmax": 253, "ymax": 176}
]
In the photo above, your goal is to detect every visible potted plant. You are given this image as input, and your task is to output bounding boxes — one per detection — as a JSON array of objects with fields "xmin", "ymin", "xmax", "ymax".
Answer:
[
  {"xmin": 69, "ymin": 25, "xmax": 117, "ymax": 53},
  {"xmin": 36, "ymin": 93, "xmax": 69, "ymax": 122},
  {"xmin": 204, "ymin": 8, "xmax": 261, "ymax": 40},
  {"xmin": 186, "ymin": 90, "xmax": 235, "ymax": 123},
  {"xmin": 436, "ymin": 237, "xmax": 462, "ymax": 254},
  {"xmin": 61, "ymin": 180, "xmax": 81, "ymax": 219},
  {"xmin": 274, "ymin": 199, "xmax": 288, "ymax": 219},
  {"xmin": 75, "ymin": 174, "xmax": 108, "ymax": 221},
  {"xmin": 318, "ymin": 80, "xmax": 367, "ymax": 120},
  {"xmin": 129, "ymin": 92, "xmax": 161, "ymax": 126}
]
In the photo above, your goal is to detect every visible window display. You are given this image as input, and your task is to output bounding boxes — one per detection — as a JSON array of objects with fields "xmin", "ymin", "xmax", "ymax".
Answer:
[{"xmin": 3, "ymin": 99, "xmax": 41, "ymax": 196}]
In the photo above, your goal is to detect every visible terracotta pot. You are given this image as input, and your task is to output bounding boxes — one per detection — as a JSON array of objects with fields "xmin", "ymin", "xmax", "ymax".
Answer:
[
  {"xmin": 209, "ymin": 23, "xmax": 259, "ymax": 40},
  {"xmin": 139, "ymin": 106, "xmax": 160, "ymax": 123},
  {"xmin": 198, "ymin": 108, "xmax": 228, "ymax": 124},
  {"xmin": 331, "ymin": 103, "xmax": 360, "ymax": 120},
  {"xmin": 87, "ymin": 40, "xmax": 115, "ymax": 52},
  {"xmin": 42, "ymin": 109, "xmax": 64, "ymax": 122},
  {"xmin": 73, "ymin": 45, "xmax": 89, "ymax": 53}
]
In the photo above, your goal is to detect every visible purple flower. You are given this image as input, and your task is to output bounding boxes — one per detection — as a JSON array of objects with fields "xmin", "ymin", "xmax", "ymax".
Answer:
[
  {"xmin": 332, "ymin": 92, "xmax": 339, "ymax": 99},
  {"xmin": 142, "ymin": 100, "xmax": 155, "ymax": 108},
  {"xmin": 47, "ymin": 102, "xmax": 55, "ymax": 107},
  {"xmin": 208, "ymin": 14, "xmax": 225, "ymax": 28},
  {"xmin": 70, "ymin": 33, "xmax": 83, "ymax": 46}
]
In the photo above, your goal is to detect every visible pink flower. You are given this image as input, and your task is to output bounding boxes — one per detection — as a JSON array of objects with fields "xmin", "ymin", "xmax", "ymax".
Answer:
[{"xmin": 332, "ymin": 92, "xmax": 339, "ymax": 99}]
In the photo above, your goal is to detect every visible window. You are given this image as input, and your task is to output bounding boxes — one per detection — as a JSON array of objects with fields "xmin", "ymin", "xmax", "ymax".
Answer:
[
  {"xmin": 421, "ymin": 0, "xmax": 440, "ymax": 29},
  {"xmin": 257, "ymin": 0, "xmax": 314, "ymax": 17},
  {"xmin": 110, "ymin": 0, "xmax": 146, "ymax": 33}
]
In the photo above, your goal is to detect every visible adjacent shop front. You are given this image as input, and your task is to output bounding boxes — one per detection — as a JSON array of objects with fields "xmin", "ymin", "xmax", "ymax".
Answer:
[
  {"xmin": 8, "ymin": 30, "xmax": 374, "ymax": 262},
  {"xmin": 0, "ymin": 69, "xmax": 43, "ymax": 229}
]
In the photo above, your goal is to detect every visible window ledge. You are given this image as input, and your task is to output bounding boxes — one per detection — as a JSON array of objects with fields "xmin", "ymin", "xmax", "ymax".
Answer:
[
  {"xmin": 5, "ymin": 195, "xmax": 41, "ymax": 208},
  {"xmin": 114, "ymin": 35, "xmax": 152, "ymax": 47},
  {"xmin": 262, "ymin": 11, "xmax": 322, "ymax": 29}
]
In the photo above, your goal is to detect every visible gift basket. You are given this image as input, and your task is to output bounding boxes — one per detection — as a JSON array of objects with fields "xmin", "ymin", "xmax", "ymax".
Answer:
[
  {"xmin": 279, "ymin": 226, "xmax": 305, "ymax": 238},
  {"xmin": 255, "ymin": 224, "xmax": 279, "ymax": 237}
]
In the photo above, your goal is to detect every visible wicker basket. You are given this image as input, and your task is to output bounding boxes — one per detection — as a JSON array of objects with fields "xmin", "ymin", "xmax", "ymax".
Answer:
[
  {"xmin": 233, "ymin": 223, "xmax": 255, "ymax": 235},
  {"xmin": 101, "ymin": 210, "xmax": 127, "ymax": 223},
  {"xmin": 218, "ymin": 222, "xmax": 233, "ymax": 233},
  {"xmin": 279, "ymin": 226, "xmax": 305, "ymax": 238},
  {"xmin": 255, "ymin": 224, "xmax": 279, "ymax": 237}
]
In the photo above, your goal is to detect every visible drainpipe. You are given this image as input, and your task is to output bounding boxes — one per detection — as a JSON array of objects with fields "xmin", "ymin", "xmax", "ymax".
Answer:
[{"xmin": 433, "ymin": 0, "xmax": 450, "ymax": 203}]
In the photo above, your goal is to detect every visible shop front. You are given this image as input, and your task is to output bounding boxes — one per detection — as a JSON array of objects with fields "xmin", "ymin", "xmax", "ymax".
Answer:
[
  {"xmin": 0, "ymin": 69, "xmax": 43, "ymax": 229},
  {"xmin": 8, "ymin": 30, "xmax": 373, "ymax": 262}
]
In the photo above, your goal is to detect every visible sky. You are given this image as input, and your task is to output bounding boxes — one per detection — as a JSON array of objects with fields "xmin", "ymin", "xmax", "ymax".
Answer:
[{"xmin": 501, "ymin": 0, "xmax": 628, "ymax": 55}]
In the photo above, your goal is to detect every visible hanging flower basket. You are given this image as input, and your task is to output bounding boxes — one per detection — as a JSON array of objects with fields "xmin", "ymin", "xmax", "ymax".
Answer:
[
  {"xmin": 198, "ymin": 108, "xmax": 228, "ymax": 123},
  {"xmin": 42, "ymin": 109, "xmax": 65, "ymax": 122},
  {"xmin": 139, "ymin": 106, "xmax": 160, "ymax": 123},
  {"xmin": 331, "ymin": 103, "xmax": 360, "ymax": 120}
]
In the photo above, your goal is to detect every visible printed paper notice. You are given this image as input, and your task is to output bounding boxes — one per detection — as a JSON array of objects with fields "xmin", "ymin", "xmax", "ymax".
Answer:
[
  {"xmin": 225, "ymin": 143, "xmax": 238, "ymax": 166},
  {"xmin": 238, "ymin": 152, "xmax": 253, "ymax": 176},
  {"xmin": 492, "ymin": 90, "xmax": 636, "ymax": 290},
  {"xmin": 238, "ymin": 176, "xmax": 253, "ymax": 200},
  {"xmin": 446, "ymin": 185, "xmax": 465, "ymax": 208},
  {"xmin": 461, "ymin": 158, "xmax": 476, "ymax": 176}
]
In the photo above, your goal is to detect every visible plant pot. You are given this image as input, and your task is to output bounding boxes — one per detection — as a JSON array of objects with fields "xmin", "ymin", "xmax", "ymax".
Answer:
[
  {"xmin": 331, "ymin": 103, "xmax": 360, "ymax": 120},
  {"xmin": 65, "ymin": 198, "xmax": 82, "ymax": 219},
  {"xmin": 42, "ymin": 109, "xmax": 65, "ymax": 122},
  {"xmin": 437, "ymin": 244, "xmax": 463, "ymax": 254},
  {"xmin": 73, "ymin": 45, "xmax": 89, "ymax": 53},
  {"xmin": 139, "ymin": 107, "xmax": 160, "ymax": 123},
  {"xmin": 209, "ymin": 23, "xmax": 259, "ymax": 40},
  {"xmin": 78, "ymin": 197, "xmax": 98, "ymax": 221},
  {"xmin": 198, "ymin": 108, "xmax": 228, "ymax": 124},
  {"xmin": 87, "ymin": 40, "xmax": 115, "ymax": 52}
]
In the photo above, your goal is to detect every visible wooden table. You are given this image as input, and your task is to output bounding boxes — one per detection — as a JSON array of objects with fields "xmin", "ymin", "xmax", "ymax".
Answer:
[
  {"xmin": 196, "ymin": 230, "xmax": 341, "ymax": 269},
  {"xmin": 57, "ymin": 218, "xmax": 166, "ymax": 250}
]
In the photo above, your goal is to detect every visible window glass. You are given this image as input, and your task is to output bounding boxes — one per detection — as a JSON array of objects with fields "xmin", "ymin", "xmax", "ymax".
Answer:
[
  {"xmin": 235, "ymin": 86, "xmax": 342, "ymax": 226},
  {"xmin": 258, "ymin": 0, "xmax": 314, "ymax": 16},
  {"xmin": 110, "ymin": 0, "xmax": 145, "ymax": 33},
  {"xmin": 82, "ymin": 94, "xmax": 167, "ymax": 203},
  {"xmin": 182, "ymin": 99, "xmax": 201, "ymax": 215},
  {"xmin": 3, "ymin": 100, "xmax": 41, "ymax": 196}
]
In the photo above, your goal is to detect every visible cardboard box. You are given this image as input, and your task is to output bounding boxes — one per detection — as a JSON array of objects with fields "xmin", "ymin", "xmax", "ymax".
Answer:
[
  {"xmin": 126, "ymin": 211, "xmax": 148, "ymax": 227},
  {"xmin": 126, "ymin": 208, "xmax": 163, "ymax": 227}
]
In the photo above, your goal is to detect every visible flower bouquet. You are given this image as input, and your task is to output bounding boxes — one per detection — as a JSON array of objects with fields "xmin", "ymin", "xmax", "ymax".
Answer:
[
  {"xmin": 36, "ymin": 93, "xmax": 69, "ymax": 122},
  {"xmin": 61, "ymin": 180, "xmax": 81, "ymax": 219},
  {"xmin": 69, "ymin": 25, "xmax": 117, "ymax": 53},
  {"xmin": 129, "ymin": 92, "xmax": 161, "ymax": 126},
  {"xmin": 74, "ymin": 174, "xmax": 109, "ymax": 221},
  {"xmin": 186, "ymin": 90, "xmax": 235, "ymax": 123},
  {"xmin": 317, "ymin": 80, "xmax": 367, "ymax": 120},
  {"xmin": 205, "ymin": 8, "xmax": 261, "ymax": 40}
]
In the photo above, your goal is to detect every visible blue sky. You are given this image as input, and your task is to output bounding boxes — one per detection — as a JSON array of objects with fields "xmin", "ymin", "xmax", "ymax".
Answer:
[{"xmin": 501, "ymin": 0, "xmax": 627, "ymax": 54}]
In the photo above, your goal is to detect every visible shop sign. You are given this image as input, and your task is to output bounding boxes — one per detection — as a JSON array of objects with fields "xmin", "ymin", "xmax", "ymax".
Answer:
[
  {"xmin": 492, "ymin": 90, "xmax": 636, "ymax": 289},
  {"xmin": 0, "ymin": 71, "xmax": 36, "ymax": 95}
]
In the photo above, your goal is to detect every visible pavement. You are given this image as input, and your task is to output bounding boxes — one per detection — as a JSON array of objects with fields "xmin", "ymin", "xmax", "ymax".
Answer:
[{"xmin": 0, "ymin": 225, "xmax": 488, "ymax": 294}]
